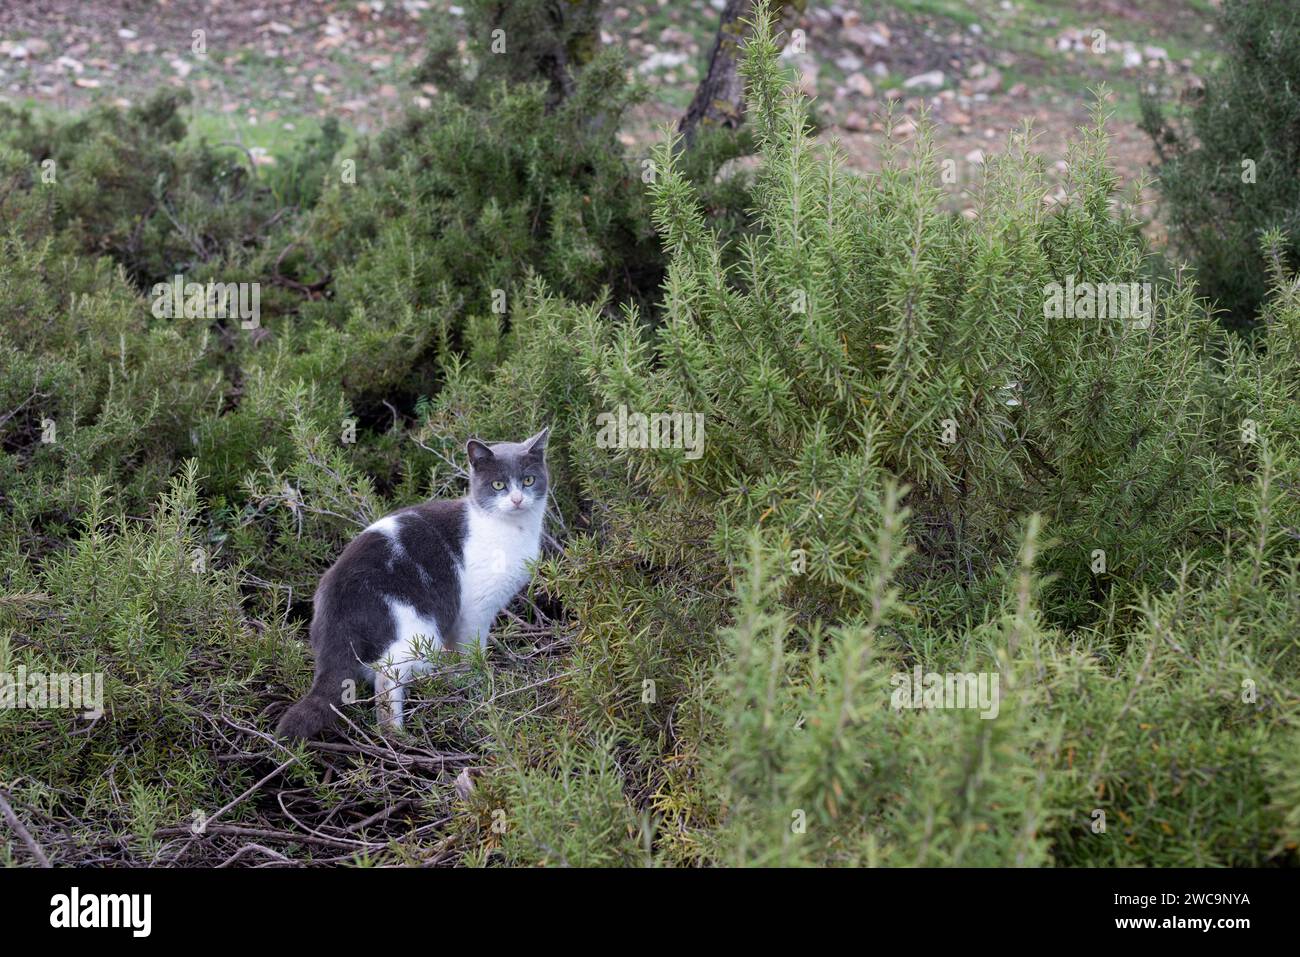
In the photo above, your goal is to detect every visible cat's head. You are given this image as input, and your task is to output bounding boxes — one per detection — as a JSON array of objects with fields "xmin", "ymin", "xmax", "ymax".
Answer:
[{"xmin": 466, "ymin": 427, "xmax": 550, "ymax": 518}]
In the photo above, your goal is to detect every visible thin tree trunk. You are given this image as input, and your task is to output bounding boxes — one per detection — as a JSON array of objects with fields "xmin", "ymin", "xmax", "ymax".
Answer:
[
  {"xmin": 677, "ymin": 1, "xmax": 797, "ymax": 149},
  {"xmin": 537, "ymin": 0, "xmax": 603, "ymax": 107},
  {"xmin": 478, "ymin": 0, "xmax": 602, "ymax": 109},
  {"xmin": 678, "ymin": 0, "xmax": 754, "ymax": 148}
]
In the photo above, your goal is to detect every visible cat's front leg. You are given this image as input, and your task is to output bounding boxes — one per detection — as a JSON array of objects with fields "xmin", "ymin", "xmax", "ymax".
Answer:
[
  {"xmin": 454, "ymin": 609, "xmax": 496, "ymax": 652},
  {"xmin": 375, "ymin": 669, "xmax": 405, "ymax": 731}
]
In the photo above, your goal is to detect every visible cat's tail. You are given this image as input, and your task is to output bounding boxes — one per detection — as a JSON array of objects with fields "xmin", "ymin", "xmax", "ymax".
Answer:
[{"xmin": 275, "ymin": 669, "xmax": 348, "ymax": 740}]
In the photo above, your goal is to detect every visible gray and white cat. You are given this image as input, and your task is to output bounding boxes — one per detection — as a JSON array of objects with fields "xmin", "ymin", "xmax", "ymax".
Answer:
[{"xmin": 276, "ymin": 428, "xmax": 550, "ymax": 739}]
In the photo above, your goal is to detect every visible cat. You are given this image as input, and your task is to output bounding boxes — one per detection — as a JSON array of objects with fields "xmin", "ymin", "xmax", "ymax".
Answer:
[{"xmin": 275, "ymin": 428, "xmax": 550, "ymax": 740}]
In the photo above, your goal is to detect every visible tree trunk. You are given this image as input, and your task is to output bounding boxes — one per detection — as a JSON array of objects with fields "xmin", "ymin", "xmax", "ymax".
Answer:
[
  {"xmin": 536, "ymin": 0, "xmax": 603, "ymax": 108},
  {"xmin": 677, "ymin": 1, "xmax": 797, "ymax": 149},
  {"xmin": 677, "ymin": 0, "xmax": 754, "ymax": 149}
]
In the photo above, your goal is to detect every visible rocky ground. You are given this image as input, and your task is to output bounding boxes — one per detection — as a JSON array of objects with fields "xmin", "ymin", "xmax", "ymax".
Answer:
[{"xmin": 0, "ymin": 0, "xmax": 1223, "ymax": 240}]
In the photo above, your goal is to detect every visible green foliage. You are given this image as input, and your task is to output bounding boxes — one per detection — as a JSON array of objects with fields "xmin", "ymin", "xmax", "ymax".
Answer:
[
  {"xmin": 303, "ymin": 62, "xmax": 663, "ymax": 387},
  {"xmin": 480, "ymin": 725, "xmax": 646, "ymax": 867},
  {"xmin": 416, "ymin": 0, "xmax": 603, "ymax": 106},
  {"xmin": 2, "ymin": 0, "xmax": 1298, "ymax": 868},
  {"xmin": 0, "ymin": 214, "xmax": 222, "ymax": 519},
  {"xmin": 423, "ymin": 6, "xmax": 1300, "ymax": 865},
  {"xmin": 0, "ymin": 466, "xmax": 291, "ymax": 858},
  {"xmin": 1141, "ymin": 0, "xmax": 1300, "ymax": 328},
  {"xmin": 0, "ymin": 91, "xmax": 340, "ymax": 298}
]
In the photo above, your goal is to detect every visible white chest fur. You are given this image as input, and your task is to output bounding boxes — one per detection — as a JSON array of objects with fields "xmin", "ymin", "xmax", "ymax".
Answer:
[{"xmin": 456, "ymin": 502, "xmax": 543, "ymax": 648}]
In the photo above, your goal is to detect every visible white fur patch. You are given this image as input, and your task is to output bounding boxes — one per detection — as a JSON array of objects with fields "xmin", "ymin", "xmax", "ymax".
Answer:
[
  {"xmin": 456, "ymin": 501, "xmax": 543, "ymax": 648},
  {"xmin": 380, "ymin": 599, "xmax": 445, "ymax": 672},
  {"xmin": 373, "ymin": 598, "xmax": 445, "ymax": 729},
  {"xmin": 364, "ymin": 514, "xmax": 404, "ymax": 553}
]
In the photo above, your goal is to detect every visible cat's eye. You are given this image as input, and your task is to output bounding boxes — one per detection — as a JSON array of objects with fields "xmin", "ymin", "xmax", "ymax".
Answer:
[
  {"xmin": 523, "ymin": 476, "xmax": 535, "ymax": 487},
  {"xmin": 492, "ymin": 480, "xmax": 505, "ymax": 491}
]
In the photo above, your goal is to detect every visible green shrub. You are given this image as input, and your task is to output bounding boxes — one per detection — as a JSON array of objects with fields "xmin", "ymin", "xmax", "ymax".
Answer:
[
  {"xmin": 305, "ymin": 52, "xmax": 662, "ymax": 343},
  {"xmin": 294, "ymin": 0, "xmax": 756, "ymax": 428},
  {"xmin": 415, "ymin": 0, "xmax": 602, "ymax": 107},
  {"xmin": 0, "ymin": 92, "xmax": 338, "ymax": 300},
  {"xmin": 1141, "ymin": 0, "xmax": 1300, "ymax": 328},
  {"xmin": 421, "ymin": 6, "xmax": 1300, "ymax": 865},
  {"xmin": 3, "ymin": 1, "xmax": 1298, "ymax": 869}
]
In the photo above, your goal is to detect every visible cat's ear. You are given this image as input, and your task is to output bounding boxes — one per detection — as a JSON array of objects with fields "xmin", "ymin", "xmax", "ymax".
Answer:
[
  {"xmin": 466, "ymin": 439, "xmax": 494, "ymax": 470},
  {"xmin": 523, "ymin": 426, "xmax": 550, "ymax": 456}
]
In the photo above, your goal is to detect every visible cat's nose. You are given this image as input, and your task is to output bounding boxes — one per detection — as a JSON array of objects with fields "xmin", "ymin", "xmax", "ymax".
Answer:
[{"xmin": 510, "ymin": 493, "xmax": 523, "ymax": 507}]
